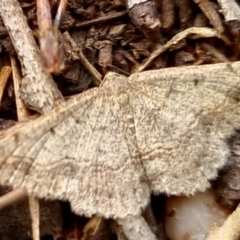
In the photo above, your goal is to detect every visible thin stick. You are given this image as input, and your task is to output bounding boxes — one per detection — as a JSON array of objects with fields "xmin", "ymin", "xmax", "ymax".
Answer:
[
  {"xmin": 36, "ymin": 0, "xmax": 65, "ymax": 74},
  {"xmin": 133, "ymin": 27, "xmax": 218, "ymax": 72},
  {"xmin": 11, "ymin": 56, "xmax": 40, "ymax": 240},
  {"xmin": 11, "ymin": 57, "xmax": 30, "ymax": 121},
  {"xmin": 29, "ymin": 197, "xmax": 40, "ymax": 240},
  {"xmin": 54, "ymin": 0, "xmax": 68, "ymax": 28},
  {"xmin": 75, "ymin": 11, "xmax": 128, "ymax": 28},
  {"xmin": 0, "ymin": 188, "xmax": 27, "ymax": 210}
]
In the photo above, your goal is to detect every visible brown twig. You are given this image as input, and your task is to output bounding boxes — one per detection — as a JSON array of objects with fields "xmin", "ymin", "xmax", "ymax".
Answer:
[
  {"xmin": 11, "ymin": 56, "xmax": 40, "ymax": 240},
  {"xmin": 193, "ymin": 0, "xmax": 225, "ymax": 37},
  {"xmin": 11, "ymin": 57, "xmax": 30, "ymax": 121},
  {"xmin": 54, "ymin": 0, "xmax": 68, "ymax": 28},
  {"xmin": 217, "ymin": 0, "xmax": 240, "ymax": 35},
  {"xmin": 197, "ymin": 41, "xmax": 230, "ymax": 63},
  {"xmin": 0, "ymin": 0, "xmax": 63, "ymax": 114},
  {"xmin": 74, "ymin": 10, "xmax": 128, "ymax": 28}
]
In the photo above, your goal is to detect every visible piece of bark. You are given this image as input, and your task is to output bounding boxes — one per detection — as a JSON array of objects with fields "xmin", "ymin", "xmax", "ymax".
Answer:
[
  {"xmin": 0, "ymin": 0, "xmax": 63, "ymax": 113},
  {"xmin": 217, "ymin": 0, "xmax": 240, "ymax": 36},
  {"xmin": 194, "ymin": 13, "xmax": 209, "ymax": 27},
  {"xmin": 160, "ymin": 0, "xmax": 175, "ymax": 32},
  {"xmin": 126, "ymin": 0, "xmax": 161, "ymax": 41},
  {"xmin": 175, "ymin": 0, "xmax": 193, "ymax": 29},
  {"xmin": 117, "ymin": 216, "xmax": 158, "ymax": 240},
  {"xmin": 193, "ymin": 0, "xmax": 225, "ymax": 38},
  {"xmin": 174, "ymin": 50, "xmax": 195, "ymax": 65},
  {"xmin": 112, "ymin": 51, "xmax": 130, "ymax": 73},
  {"xmin": 97, "ymin": 41, "xmax": 113, "ymax": 72},
  {"xmin": 59, "ymin": 61, "xmax": 91, "ymax": 95}
]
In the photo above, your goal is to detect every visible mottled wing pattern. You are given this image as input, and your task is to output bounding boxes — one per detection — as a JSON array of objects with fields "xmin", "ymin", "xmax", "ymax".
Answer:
[
  {"xmin": 0, "ymin": 73, "xmax": 150, "ymax": 218},
  {"xmin": 128, "ymin": 62, "xmax": 240, "ymax": 195}
]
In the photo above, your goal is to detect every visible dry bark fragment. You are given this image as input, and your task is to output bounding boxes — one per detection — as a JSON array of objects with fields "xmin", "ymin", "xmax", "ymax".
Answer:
[
  {"xmin": 217, "ymin": 0, "xmax": 240, "ymax": 36},
  {"xmin": 194, "ymin": 13, "xmax": 209, "ymax": 27},
  {"xmin": 126, "ymin": 0, "xmax": 161, "ymax": 41},
  {"xmin": 175, "ymin": 0, "xmax": 193, "ymax": 29},
  {"xmin": 193, "ymin": 0, "xmax": 225, "ymax": 37},
  {"xmin": 96, "ymin": 40, "xmax": 113, "ymax": 68},
  {"xmin": 113, "ymin": 51, "xmax": 130, "ymax": 73},
  {"xmin": 160, "ymin": 0, "xmax": 175, "ymax": 32},
  {"xmin": 174, "ymin": 50, "xmax": 195, "ymax": 65},
  {"xmin": 117, "ymin": 216, "xmax": 158, "ymax": 240}
]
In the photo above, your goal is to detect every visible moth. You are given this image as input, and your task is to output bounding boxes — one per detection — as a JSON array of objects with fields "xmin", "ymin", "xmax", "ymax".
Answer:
[{"xmin": 0, "ymin": 62, "xmax": 240, "ymax": 219}]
